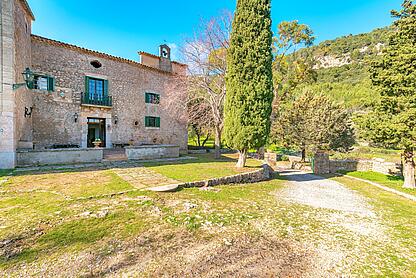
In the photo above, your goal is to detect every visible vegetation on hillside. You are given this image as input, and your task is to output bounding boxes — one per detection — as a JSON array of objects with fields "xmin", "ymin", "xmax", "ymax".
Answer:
[{"xmin": 297, "ymin": 27, "xmax": 392, "ymax": 110}]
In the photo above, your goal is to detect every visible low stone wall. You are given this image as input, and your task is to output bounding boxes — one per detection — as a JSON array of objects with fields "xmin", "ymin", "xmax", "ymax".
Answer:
[
  {"xmin": 330, "ymin": 158, "xmax": 401, "ymax": 176},
  {"xmin": 16, "ymin": 148, "xmax": 103, "ymax": 167},
  {"xmin": 125, "ymin": 144, "xmax": 179, "ymax": 160},
  {"xmin": 178, "ymin": 164, "xmax": 273, "ymax": 189},
  {"xmin": 313, "ymin": 154, "xmax": 402, "ymax": 176}
]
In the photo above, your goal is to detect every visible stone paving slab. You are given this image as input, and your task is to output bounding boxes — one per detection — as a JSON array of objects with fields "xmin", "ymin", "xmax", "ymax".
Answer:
[
  {"xmin": 112, "ymin": 167, "xmax": 180, "ymax": 190},
  {"xmin": 147, "ymin": 184, "xmax": 179, "ymax": 192}
]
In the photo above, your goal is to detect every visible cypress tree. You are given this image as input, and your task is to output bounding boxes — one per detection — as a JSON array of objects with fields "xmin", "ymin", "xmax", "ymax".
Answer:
[
  {"xmin": 224, "ymin": 0, "xmax": 274, "ymax": 167},
  {"xmin": 358, "ymin": 0, "xmax": 416, "ymax": 188}
]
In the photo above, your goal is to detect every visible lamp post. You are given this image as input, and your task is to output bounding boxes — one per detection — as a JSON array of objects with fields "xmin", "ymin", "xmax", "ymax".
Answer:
[{"xmin": 13, "ymin": 68, "xmax": 34, "ymax": 90}]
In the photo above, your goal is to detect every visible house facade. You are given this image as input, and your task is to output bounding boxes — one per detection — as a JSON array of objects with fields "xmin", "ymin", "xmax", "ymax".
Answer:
[{"xmin": 0, "ymin": 0, "xmax": 188, "ymax": 169}]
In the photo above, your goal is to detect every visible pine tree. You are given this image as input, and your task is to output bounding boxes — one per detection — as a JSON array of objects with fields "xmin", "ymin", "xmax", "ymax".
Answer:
[
  {"xmin": 224, "ymin": 0, "xmax": 274, "ymax": 167},
  {"xmin": 358, "ymin": 0, "xmax": 416, "ymax": 188}
]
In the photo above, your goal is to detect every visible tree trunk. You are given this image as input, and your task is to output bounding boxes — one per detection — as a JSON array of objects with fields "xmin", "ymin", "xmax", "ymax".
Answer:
[
  {"xmin": 236, "ymin": 149, "xmax": 248, "ymax": 168},
  {"xmin": 214, "ymin": 126, "xmax": 221, "ymax": 159},
  {"xmin": 403, "ymin": 149, "xmax": 416, "ymax": 189},
  {"xmin": 301, "ymin": 148, "xmax": 306, "ymax": 162},
  {"xmin": 201, "ymin": 133, "xmax": 210, "ymax": 147}
]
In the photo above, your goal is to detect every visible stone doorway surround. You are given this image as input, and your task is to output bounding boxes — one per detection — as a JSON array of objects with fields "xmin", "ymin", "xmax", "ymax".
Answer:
[{"xmin": 80, "ymin": 108, "xmax": 112, "ymax": 149}]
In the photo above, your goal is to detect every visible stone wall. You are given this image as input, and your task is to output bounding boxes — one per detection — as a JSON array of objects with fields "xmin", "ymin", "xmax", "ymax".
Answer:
[
  {"xmin": 14, "ymin": 0, "xmax": 33, "ymax": 149},
  {"xmin": 179, "ymin": 164, "xmax": 273, "ymax": 189},
  {"xmin": 30, "ymin": 36, "xmax": 187, "ymax": 151},
  {"xmin": 0, "ymin": 0, "xmax": 33, "ymax": 168},
  {"xmin": 125, "ymin": 144, "xmax": 179, "ymax": 160},
  {"xmin": 16, "ymin": 148, "xmax": 103, "ymax": 166},
  {"xmin": 0, "ymin": 0, "xmax": 17, "ymax": 168},
  {"xmin": 314, "ymin": 154, "xmax": 402, "ymax": 176}
]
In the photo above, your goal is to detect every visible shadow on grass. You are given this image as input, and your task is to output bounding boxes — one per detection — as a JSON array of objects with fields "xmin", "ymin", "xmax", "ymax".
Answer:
[
  {"xmin": 0, "ymin": 211, "xmax": 145, "ymax": 267},
  {"xmin": 11, "ymin": 153, "xmax": 258, "ymax": 178}
]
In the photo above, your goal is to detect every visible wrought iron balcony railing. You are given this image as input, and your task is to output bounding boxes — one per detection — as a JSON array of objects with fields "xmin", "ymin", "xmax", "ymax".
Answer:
[{"xmin": 81, "ymin": 92, "xmax": 112, "ymax": 107}]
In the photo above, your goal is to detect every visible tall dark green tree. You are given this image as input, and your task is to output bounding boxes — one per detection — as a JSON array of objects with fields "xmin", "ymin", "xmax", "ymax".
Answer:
[
  {"xmin": 357, "ymin": 0, "xmax": 416, "ymax": 188},
  {"xmin": 224, "ymin": 0, "xmax": 274, "ymax": 167}
]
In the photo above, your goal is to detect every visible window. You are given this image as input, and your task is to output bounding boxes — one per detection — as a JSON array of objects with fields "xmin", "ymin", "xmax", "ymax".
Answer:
[
  {"xmin": 145, "ymin": 92, "xmax": 160, "ymax": 104},
  {"xmin": 90, "ymin": 60, "xmax": 102, "ymax": 68},
  {"xmin": 32, "ymin": 75, "xmax": 55, "ymax": 91},
  {"xmin": 85, "ymin": 76, "xmax": 108, "ymax": 100},
  {"xmin": 145, "ymin": 116, "xmax": 160, "ymax": 128}
]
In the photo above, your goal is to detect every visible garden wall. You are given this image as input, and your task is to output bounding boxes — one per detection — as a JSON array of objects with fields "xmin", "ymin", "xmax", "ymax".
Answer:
[
  {"xmin": 16, "ymin": 148, "xmax": 103, "ymax": 167},
  {"xmin": 313, "ymin": 153, "xmax": 402, "ymax": 176},
  {"xmin": 180, "ymin": 164, "xmax": 273, "ymax": 188},
  {"xmin": 125, "ymin": 144, "xmax": 179, "ymax": 160}
]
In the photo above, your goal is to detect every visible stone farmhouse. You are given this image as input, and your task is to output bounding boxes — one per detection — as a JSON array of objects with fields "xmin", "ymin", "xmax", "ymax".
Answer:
[{"xmin": 0, "ymin": 0, "xmax": 188, "ymax": 169}]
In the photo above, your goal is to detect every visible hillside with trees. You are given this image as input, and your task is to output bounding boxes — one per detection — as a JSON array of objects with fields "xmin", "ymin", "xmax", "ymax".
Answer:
[{"xmin": 299, "ymin": 27, "xmax": 392, "ymax": 110}]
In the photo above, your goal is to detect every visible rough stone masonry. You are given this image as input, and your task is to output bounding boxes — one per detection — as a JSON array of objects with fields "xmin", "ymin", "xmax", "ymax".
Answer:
[{"xmin": 0, "ymin": 0, "xmax": 188, "ymax": 169}]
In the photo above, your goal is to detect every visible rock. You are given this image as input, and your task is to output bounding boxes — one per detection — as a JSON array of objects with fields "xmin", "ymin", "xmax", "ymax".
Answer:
[
  {"xmin": 79, "ymin": 211, "xmax": 91, "ymax": 217},
  {"xmin": 184, "ymin": 202, "xmax": 198, "ymax": 211},
  {"xmin": 223, "ymin": 238, "xmax": 233, "ymax": 246},
  {"xmin": 96, "ymin": 210, "xmax": 109, "ymax": 218}
]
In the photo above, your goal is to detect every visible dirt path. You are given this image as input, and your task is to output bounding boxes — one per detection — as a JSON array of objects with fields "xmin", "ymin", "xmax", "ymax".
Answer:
[{"xmin": 278, "ymin": 170, "xmax": 387, "ymax": 275}]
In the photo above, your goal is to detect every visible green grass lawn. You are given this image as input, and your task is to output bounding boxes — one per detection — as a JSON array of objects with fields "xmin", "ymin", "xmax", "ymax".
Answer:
[
  {"xmin": 188, "ymin": 136, "xmax": 215, "ymax": 149},
  {"xmin": 1, "ymin": 158, "xmax": 416, "ymax": 276},
  {"xmin": 143, "ymin": 153, "xmax": 263, "ymax": 182},
  {"xmin": 330, "ymin": 176, "xmax": 416, "ymax": 276},
  {"xmin": 331, "ymin": 146, "xmax": 402, "ymax": 163},
  {"xmin": 341, "ymin": 171, "xmax": 416, "ymax": 197}
]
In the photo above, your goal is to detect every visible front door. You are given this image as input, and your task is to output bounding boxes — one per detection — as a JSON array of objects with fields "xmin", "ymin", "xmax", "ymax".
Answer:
[{"xmin": 87, "ymin": 118, "xmax": 106, "ymax": 148}]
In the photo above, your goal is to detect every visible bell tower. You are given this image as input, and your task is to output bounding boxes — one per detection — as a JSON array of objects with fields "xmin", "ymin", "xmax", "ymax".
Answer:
[{"xmin": 158, "ymin": 44, "xmax": 172, "ymax": 72}]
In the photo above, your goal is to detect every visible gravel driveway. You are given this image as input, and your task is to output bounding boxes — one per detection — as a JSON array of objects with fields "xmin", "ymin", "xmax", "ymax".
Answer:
[
  {"xmin": 279, "ymin": 170, "xmax": 375, "ymax": 217},
  {"xmin": 277, "ymin": 170, "xmax": 387, "ymax": 275}
]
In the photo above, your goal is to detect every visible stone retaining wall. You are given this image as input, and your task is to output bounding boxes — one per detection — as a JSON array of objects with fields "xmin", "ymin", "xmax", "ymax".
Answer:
[
  {"xmin": 125, "ymin": 144, "xmax": 179, "ymax": 160},
  {"xmin": 16, "ymin": 148, "xmax": 103, "ymax": 167},
  {"xmin": 176, "ymin": 164, "xmax": 273, "ymax": 189},
  {"xmin": 313, "ymin": 153, "xmax": 402, "ymax": 176}
]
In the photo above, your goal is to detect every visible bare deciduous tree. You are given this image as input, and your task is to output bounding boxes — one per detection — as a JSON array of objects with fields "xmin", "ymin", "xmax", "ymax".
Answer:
[{"xmin": 182, "ymin": 12, "xmax": 232, "ymax": 159}]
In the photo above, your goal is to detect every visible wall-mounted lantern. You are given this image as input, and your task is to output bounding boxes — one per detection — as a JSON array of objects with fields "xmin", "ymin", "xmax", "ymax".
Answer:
[
  {"xmin": 114, "ymin": 115, "xmax": 118, "ymax": 125},
  {"xmin": 74, "ymin": 113, "xmax": 79, "ymax": 123},
  {"xmin": 13, "ymin": 68, "xmax": 34, "ymax": 90}
]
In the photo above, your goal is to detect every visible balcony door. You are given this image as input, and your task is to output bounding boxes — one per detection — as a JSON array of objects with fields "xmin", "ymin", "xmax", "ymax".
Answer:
[{"xmin": 88, "ymin": 77, "xmax": 104, "ymax": 101}]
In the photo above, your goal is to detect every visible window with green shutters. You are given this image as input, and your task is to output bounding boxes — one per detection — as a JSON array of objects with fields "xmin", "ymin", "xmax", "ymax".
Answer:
[
  {"xmin": 32, "ymin": 74, "xmax": 55, "ymax": 91},
  {"xmin": 83, "ymin": 76, "xmax": 112, "ymax": 106},
  {"xmin": 145, "ymin": 92, "xmax": 160, "ymax": 104},
  {"xmin": 145, "ymin": 116, "xmax": 160, "ymax": 128},
  {"xmin": 85, "ymin": 76, "xmax": 108, "ymax": 99}
]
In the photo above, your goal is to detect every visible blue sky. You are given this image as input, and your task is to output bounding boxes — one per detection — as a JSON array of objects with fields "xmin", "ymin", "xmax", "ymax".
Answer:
[{"xmin": 27, "ymin": 0, "xmax": 402, "ymax": 61}]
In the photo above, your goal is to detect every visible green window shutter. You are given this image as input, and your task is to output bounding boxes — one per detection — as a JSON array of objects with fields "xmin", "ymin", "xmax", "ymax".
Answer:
[
  {"xmin": 156, "ymin": 117, "xmax": 160, "ymax": 128},
  {"xmin": 104, "ymin": 80, "xmax": 108, "ymax": 96},
  {"xmin": 84, "ymin": 76, "xmax": 89, "ymax": 101},
  {"xmin": 145, "ymin": 93, "xmax": 150, "ymax": 103},
  {"xmin": 85, "ymin": 76, "xmax": 89, "ymax": 94},
  {"xmin": 47, "ymin": 77, "xmax": 55, "ymax": 91},
  {"xmin": 156, "ymin": 94, "xmax": 160, "ymax": 104}
]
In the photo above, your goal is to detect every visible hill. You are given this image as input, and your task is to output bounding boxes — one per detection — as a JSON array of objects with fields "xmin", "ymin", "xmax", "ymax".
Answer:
[{"xmin": 302, "ymin": 27, "xmax": 392, "ymax": 109}]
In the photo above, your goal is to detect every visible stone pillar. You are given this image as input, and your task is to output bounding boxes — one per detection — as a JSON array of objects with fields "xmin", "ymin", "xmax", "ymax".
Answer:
[
  {"xmin": 313, "ymin": 152, "xmax": 330, "ymax": 174},
  {"xmin": 105, "ymin": 115, "xmax": 112, "ymax": 148},
  {"xmin": 0, "ymin": 0, "xmax": 17, "ymax": 169},
  {"xmin": 264, "ymin": 151, "xmax": 277, "ymax": 166}
]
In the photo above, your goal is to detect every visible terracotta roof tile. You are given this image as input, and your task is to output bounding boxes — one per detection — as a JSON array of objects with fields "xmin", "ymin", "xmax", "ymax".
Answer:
[
  {"xmin": 19, "ymin": 0, "xmax": 35, "ymax": 21},
  {"xmin": 31, "ymin": 35, "xmax": 185, "ymax": 75}
]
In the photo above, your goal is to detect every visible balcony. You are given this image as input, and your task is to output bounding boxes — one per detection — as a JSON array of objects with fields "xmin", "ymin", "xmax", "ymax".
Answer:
[{"xmin": 81, "ymin": 92, "xmax": 112, "ymax": 107}]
